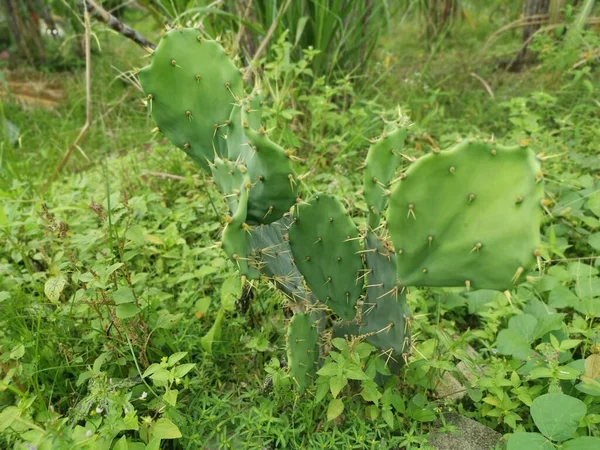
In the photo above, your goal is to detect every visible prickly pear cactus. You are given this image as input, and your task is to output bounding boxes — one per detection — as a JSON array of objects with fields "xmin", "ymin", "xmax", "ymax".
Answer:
[
  {"xmin": 360, "ymin": 231, "xmax": 410, "ymax": 356},
  {"xmin": 287, "ymin": 313, "xmax": 319, "ymax": 393},
  {"xmin": 387, "ymin": 140, "xmax": 544, "ymax": 290},
  {"xmin": 138, "ymin": 29, "xmax": 243, "ymax": 170},
  {"xmin": 363, "ymin": 123, "xmax": 408, "ymax": 229},
  {"xmin": 289, "ymin": 194, "xmax": 363, "ymax": 320}
]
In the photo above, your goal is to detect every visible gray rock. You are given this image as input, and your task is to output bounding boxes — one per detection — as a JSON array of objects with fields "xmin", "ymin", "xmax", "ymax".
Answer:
[{"xmin": 427, "ymin": 413, "xmax": 503, "ymax": 450}]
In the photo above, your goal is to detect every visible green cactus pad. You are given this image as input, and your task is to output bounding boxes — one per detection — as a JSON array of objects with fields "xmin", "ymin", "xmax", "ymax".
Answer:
[
  {"xmin": 288, "ymin": 194, "xmax": 363, "ymax": 320},
  {"xmin": 387, "ymin": 140, "xmax": 543, "ymax": 290},
  {"xmin": 139, "ymin": 29, "xmax": 243, "ymax": 170},
  {"xmin": 210, "ymin": 157, "xmax": 248, "ymax": 215},
  {"xmin": 244, "ymin": 88, "xmax": 264, "ymax": 130},
  {"xmin": 243, "ymin": 128, "xmax": 299, "ymax": 224},
  {"xmin": 221, "ymin": 176, "xmax": 260, "ymax": 280},
  {"xmin": 226, "ymin": 101, "xmax": 299, "ymax": 225},
  {"xmin": 287, "ymin": 313, "xmax": 319, "ymax": 393},
  {"xmin": 363, "ymin": 124, "xmax": 408, "ymax": 229},
  {"xmin": 248, "ymin": 216, "xmax": 312, "ymax": 302},
  {"xmin": 360, "ymin": 231, "xmax": 410, "ymax": 356}
]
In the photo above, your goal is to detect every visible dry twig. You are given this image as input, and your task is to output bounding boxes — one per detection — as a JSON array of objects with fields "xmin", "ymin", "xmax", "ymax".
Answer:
[{"xmin": 48, "ymin": 7, "xmax": 92, "ymax": 185}]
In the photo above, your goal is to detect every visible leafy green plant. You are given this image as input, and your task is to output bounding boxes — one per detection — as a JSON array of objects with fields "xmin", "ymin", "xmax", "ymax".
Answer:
[
  {"xmin": 507, "ymin": 393, "xmax": 600, "ymax": 449},
  {"xmin": 137, "ymin": 28, "xmax": 546, "ymax": 405}
]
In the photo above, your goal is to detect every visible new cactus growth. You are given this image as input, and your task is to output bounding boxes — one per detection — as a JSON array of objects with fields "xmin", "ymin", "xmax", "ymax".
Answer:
[
  {"xmin": 387, "ymin": 140, "xmax": 543, "ymax": 290},
  {"xmin": 288, "ymin": 194, "xmax": 364, "ymax": 321},
  {"xmin": 287, "ymin": 313, "xmax": 319, "ymax": 393},
  {"xmin": 363, "ymin": 121, "xmax": 408, "ymax": 229},
  {"xmin": 139, "ymin": 28, "xmax": 544, "ymax": 393}
]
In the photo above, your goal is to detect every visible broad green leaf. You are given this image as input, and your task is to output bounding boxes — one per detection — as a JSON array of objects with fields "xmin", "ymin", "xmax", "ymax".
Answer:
[
  {"xmin": 563, "ymin": 437, "xmax": 600, "ymax": 449},
  {"xmin": 116, "ymin": 303, "xmax": 140, "ymax": 319},
  {"xmin": 506, "ymin": 432, "xmax": 554, "ymax": 450},
  {"xmin": 221, "ymin": 276, "xmax": 241, "ymax": 311},
  {"xmin": 588, "ymin": 233, "xmax": 600, "ymax": 251},
  {"xmin": 365, "ymin": 404, "xmax": 379, "ymax": 421},
  {"xmin": 360, "ymin": 380, "xmax": 381, "ymax": 404},
  {"xmin": 533, "ymin": 313, "xmax": 565, "ymax": 340},
  {"xmin": 330, "ymin": 375, "xmax": 347, "ymax": 398},
  {"xmin": 0, "ymin": 406, "xmax": 19, "ymax": 432},
  {"xmin": 9, "ymin": 344, "xmax": 24, "ymax": 360},
  {"xmin": 167, "ymin": 352, "xmax": 187, "ymax": 366},
  {"xmin": 200, "ymin": 308, "xmax": 225, "ymax": 354},
  {"xmin": 112, "ymin": 436, "xmax": 129, "ymax": 450},
  {"xmin": 326, "ymin": 398, "xmax": 344, "ymax": 421},
  {"xmin": 548, "ymin": 284, "xmax": 579, "ymax": 309},
  {"xmin": 44, "ymin": 275, "xmax": 67, "ymax": 303},
  {"xmin": 113, "ymin": 287, "xmax": 135, "ymax": 304},
  {"xmin": 587, "ymin": 190, "xmax": 600, "ymax": 217},
  {"xmin": 163, "ymin": 388, "xmax": 178, "ymax": 406},
  {"xmin": 151, "ymin": 418, "xmax": 182, "ymax": 439},
  {"xmin": 382, "ymin": 408, "xmax": 394, "ymax": 429},
  {"xmin": 496, "ymin": 329, "xmax": 533, "ymax": 359},
  {"xmin": 172, "ymin": 363, "xmax": 195, "ymax": 378},
  {"xmin": 531, "ymin": 393, "xmax": 587, "ymax": 442},
  {"xmin": 317, "ymin": 363, "xmax": 339, "ymax": 377},
  {"xmin": 344, "ymin": 363, "xmax": 368, "ymax": 380}
]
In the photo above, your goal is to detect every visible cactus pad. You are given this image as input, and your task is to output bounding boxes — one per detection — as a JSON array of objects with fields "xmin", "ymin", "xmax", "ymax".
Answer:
[
  {"xmin": 387, "ymin": 140, "xmax": 543, "ymax": 290},
  {"xmin": 226, "ymin": 98, "xmax": 298, "ymax": 225},
  {"xmin": 243, "ymin": 127, "xmax": 299, "ymax": 225},
  {"xmin": 139, "ymin": 29, "xmax": 243, "ymax": 170},
  {"xmin": 287, "ymin": 313, "xmax": 319, "ymax": 393},
  {"xmin": 363, "ymin": 124, "xmax": 408, "ymax": 229},
  {"xmin": 360, "ymin": 231, "xmax": 410, "ymax": 356},
  {"xmin": 248, "ymin": 216, "xmax": 311, "ymax": 302},
  {"xmin": 210, "ymin": 157, "xmax": 248, "ymax": 215},
  {"xmin": 288, "ymin": 194, "xmax": 363, "ymax": 320},
  {"xmin": 221, "ymin": 171, "xmax": 260, "ymax": 280}
]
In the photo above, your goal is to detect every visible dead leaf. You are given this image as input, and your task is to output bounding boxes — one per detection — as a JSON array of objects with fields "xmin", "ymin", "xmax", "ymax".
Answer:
[{"xmin": 585, "ymin": 354, "xmax": 600, "ymax": 379}]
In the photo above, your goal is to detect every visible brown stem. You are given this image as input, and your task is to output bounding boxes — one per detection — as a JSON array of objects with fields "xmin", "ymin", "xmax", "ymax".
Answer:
[{"xmin": 84, "ymin": 0, "xmax": 156, "ymax": 51}]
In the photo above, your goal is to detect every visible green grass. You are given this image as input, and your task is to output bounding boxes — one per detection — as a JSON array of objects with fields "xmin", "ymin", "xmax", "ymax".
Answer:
[{"xmin": 1, "ymin": 5, "xmax": 600, "ymax": 450}]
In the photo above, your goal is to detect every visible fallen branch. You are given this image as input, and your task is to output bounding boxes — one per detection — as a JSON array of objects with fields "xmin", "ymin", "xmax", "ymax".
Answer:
[{"xmin": 84, "ymin": 0, "xmax": 156, "ymax": 51}]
